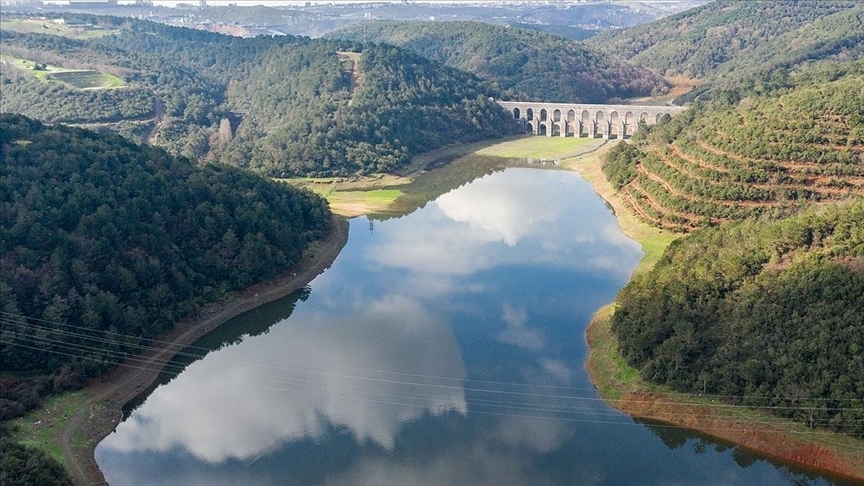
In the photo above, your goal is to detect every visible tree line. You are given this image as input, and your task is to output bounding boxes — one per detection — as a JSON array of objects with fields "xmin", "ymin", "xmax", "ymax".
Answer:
[
  {"xmin": 0, "ymin": 113, "xmax": 331, "ymax": 421},
  {"xmin": 0, "ymin": 15, "xmax": 522, "ymax": 176},
  {"xmin": 327, "ymin": 20, "xmax": 669, "ymax": 103},
  {"xmin": 611, "ymin": 200, "xmax": 864, "ymax": 437}
]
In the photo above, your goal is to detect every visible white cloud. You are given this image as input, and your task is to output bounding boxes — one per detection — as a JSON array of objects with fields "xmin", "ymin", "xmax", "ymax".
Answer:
[
  {"xmin": 539, "ymin": 358, "xmax": 572, "ymax": 382},
  {"xmin": 100, "ymin": 296, "xmax": 467, "ymax": 463},
  {"xmin": 496, "ymin": 302, "xmax": 544, "ymax": 351},
  {"xmin": 436, "ymin": 169, "xmax": 562, "ymax": 247},
  {"xmin": 367, "ymin": 169, "xmax": 642, "ymax": 282}
]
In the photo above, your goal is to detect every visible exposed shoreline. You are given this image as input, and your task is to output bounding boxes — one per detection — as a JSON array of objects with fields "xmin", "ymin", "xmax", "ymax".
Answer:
[
  {"xmin": 571, "ymin": 143, "xmax": 864, "ymax": 482},
  {"xmin": 53, "ymin": 136, "xmax": 864, "ymax": 483},
  {"xmin": 57, "ymin": 215, "xmax": 349, "ymax": 486},
  {"xmin": 585, "ymin": 305, "xmax": 864, "ymax": 482}
]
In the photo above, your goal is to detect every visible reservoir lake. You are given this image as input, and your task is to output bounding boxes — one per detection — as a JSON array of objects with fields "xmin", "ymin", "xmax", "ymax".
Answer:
[{"xmin": 96, "ymin": 161, "xmax": 845, "ymax": 485}]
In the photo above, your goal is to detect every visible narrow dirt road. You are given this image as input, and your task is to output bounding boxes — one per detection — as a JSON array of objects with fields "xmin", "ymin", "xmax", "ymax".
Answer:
[{"xmin": 57, "ymin": 216, "xmax": 349, "ymax": 486}]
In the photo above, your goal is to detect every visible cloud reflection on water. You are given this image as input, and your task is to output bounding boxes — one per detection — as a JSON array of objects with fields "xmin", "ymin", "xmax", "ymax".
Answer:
[
  {"xmin": 367, "ymin": 169, "xmax": 641, "ymax": 285},
  {"xmin": 100, "ymin": 295, "xmax": 466, "ymax": 463},
  {"xmin": 496, "ymin": 301, "xmax": 545, "ymax": 351},
  {"xmin": 435, "ymin": 169, "xmax": 563, "ymax": 246},
  {"xmin": 98, "ymin": 167, "xmax": 651, "ymax": 485}
]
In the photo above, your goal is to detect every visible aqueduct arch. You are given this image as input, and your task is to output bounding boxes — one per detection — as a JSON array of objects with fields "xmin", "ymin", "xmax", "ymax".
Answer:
[{"xmin": 497, "ymin": 101, "xmax": 687, "ymax": 139}]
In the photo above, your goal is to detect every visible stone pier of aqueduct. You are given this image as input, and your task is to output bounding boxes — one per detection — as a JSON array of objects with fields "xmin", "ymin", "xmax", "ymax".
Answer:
[{"xmin": 496, "ymin": 100, "xmax": 686, "ymax": 139}]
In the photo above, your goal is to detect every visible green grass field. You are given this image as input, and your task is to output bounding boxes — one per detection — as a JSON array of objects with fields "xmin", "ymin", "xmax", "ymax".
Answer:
[
  {"xmin": 0, "ymin": 18, "xmax": 119, "ymax": 39},
  {"xmin": 326, "ymin": 188, "xmax": 403, "ymax": 207},
  {"xmin": 8, "ymin": 390, "xmax": 89, "ymax": 469},
  {"xmin": 474, "ymin": 135, "xmax": 598, "ymax": 159},
  {"xmin": 1, "ymin": 54, "xmax": 126, "ymax": 89},
  {"xmin": 47, "ymin": 70, "xmax": 125, "ymax": 89}
]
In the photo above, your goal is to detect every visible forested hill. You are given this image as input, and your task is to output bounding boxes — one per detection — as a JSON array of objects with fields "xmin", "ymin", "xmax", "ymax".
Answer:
[
  {"xmin": 611, "ymin": 199, "xmax": 864, "ymax": 438},
  {"xmin": 601, "ymin": 59, "xmax": 864, "ymax": 233},
  {"xmin": 221, "ymin": 43, "xmax": 519, "ymax": 175},
  {"xmin": 598, "ymin": 47, "xmax": 864, "ymax": 441},
  {"xmin": 586, "ymin": 1, "xmax": 863, "ymax": 101},
  {"xmin": 0, "ymin": 114, "xmax": 330, "ymax": 416},
  {"xmin": 327, "ymin": 20, "xmax": 669, "ymax": 103},
  {"xmin": 0, "ymin": 15, "xmax": 519, "ymax": 177}
]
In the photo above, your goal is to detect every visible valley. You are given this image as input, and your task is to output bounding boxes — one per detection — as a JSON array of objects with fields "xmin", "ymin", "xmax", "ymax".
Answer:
[{"xmin": 1, "ymin": 1, "xmax": 862, "ymax": 484}]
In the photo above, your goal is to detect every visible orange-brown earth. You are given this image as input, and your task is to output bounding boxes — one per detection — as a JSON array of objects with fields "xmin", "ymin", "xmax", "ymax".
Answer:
[
  {"xmin": 585, "ymin": 316, "xmax": 864, "ymax": 482},
  {"xmin": 580, "ymin": 135, "xmax": 864, "ymax": 481}
]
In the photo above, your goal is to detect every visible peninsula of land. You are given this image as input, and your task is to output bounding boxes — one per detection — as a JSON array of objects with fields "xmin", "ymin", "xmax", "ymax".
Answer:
[{"xmin": 49, "ymin": 216, "xmax": 348, "ymax": 486}]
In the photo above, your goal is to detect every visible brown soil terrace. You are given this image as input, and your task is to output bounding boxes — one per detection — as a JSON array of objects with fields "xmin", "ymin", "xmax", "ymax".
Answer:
[
  {"xmin": 689, "ymin": 141, "xmax": 864, "ymax": 187},
  {"xmin": 628, "ymin": 180, "xmax": 703, "ymax": 225},
  {"xmin": 653, "ymin": 146, "xmax": 706, "ymax": 181},
  {"xmin": 637, "ymin": 163, "xmax": 766, "ymax": 209},
  {"xmin": 669, "ymin": 143, "xmax": 730, "ymax": 174},
  {"xmin": 57, "ymin": 216, "xmax": 349, "ymax": 486},
  {"xmin": 584, "ymin": 137, "xmax": 864, "ymax": 481},
  {"xmin": 627, "ymin": 130, "xmax": 864, "ymax": 232},
  {"xmin": 621, "ymin": 188, "xmax": 672, "ymax": 231},
  {"xmin": 54, "ymin": 133, "xmax": 864, "ymax": 484}
]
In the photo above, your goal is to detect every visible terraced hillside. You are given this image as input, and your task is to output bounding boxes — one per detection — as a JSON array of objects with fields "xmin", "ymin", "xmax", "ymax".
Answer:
[
  {"xmin": 603, "ymin": 61, "xmax": 864, "ymax": 233},
  {"xmin": 47, "ymin": 69, "xmax": 124, "ymax": 89}
]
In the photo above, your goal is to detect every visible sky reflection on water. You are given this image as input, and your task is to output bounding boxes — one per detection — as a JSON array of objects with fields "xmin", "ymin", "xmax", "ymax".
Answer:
[{"xmin": 96, "ymin": 167, "xmax": 839, "ymax": 486}]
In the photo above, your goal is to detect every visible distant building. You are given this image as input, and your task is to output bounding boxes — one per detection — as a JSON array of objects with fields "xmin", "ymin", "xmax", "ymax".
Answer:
[{"xmin": 68, "ymin": 0, "xmax": 118, "ymax": 7}]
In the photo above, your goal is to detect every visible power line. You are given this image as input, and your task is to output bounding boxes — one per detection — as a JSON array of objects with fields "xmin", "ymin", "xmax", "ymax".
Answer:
[
  {"xmin": 3, "ymin": 324, "xmax": 864, "ymax": 419},
  {"xmin": 4, "ymin": 335, "xmax": 863, "ymax": 452},
  {"xmin": 3, "ymin": 310, "xmax": 863, "ymax": 408}
]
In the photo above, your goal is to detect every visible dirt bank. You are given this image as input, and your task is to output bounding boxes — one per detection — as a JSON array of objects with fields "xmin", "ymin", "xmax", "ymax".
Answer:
[
  {"xmin": 574, "ymin": 139, "xmax": 864, "ymax": 481},
  {"xmin": 57, "ymin": 216, "xmax": 349, "ymax": 486},
  {"xmin": 585, "ymin": 310, "xmax": 864, "ymax": 482}
]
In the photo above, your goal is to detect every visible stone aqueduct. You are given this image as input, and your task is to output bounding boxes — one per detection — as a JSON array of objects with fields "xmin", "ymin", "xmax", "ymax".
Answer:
[{"xmin": 496, "ymin": 101, "xmax": 686, "ymax": 139}]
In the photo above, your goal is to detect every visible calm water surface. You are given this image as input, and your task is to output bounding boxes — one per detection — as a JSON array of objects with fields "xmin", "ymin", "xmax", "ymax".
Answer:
[{"xmin": 96, "ymin": 165, "xmax": 844, "ymax": 485}]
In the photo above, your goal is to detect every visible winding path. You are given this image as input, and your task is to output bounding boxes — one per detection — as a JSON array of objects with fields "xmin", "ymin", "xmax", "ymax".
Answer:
[{"xmin": 57, "ymin": 216, "xmax": 349, "ymax": 486}]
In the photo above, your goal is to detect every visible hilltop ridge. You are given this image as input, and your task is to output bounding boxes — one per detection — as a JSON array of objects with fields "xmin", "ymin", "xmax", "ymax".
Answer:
[
  {"xmin": 587, "ymin": 1, "xmax": 864, "ymax": 103},
  {"xmin": 1, "ymin": 16, "xmax": 520, "ymax": 177},
  {"xmin": 328, "ymin": 20, "xmax": 669, "ymax": 103}
]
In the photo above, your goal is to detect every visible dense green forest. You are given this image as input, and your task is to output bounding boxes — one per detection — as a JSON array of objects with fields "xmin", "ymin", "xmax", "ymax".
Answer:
[
  {"xmin": 597, "ymin": 14, "xmax": 864, "ymax": 440},
  {"xmin": 510, "ymin": 23, "xmax": 596, "ymax": 42},
  {"xmin": 0, "ymin": 113, "xmax": 331, "ymax": 420},
  {"xmin": 601, "ymin": 59, "xmax": 864, "ymax": 232},
  {"xmin": 0, "ymin": 429, "xmax": 72, "ymax": 486},
  {"xmin": 587, "ymin": 1, "xmax": 863, "ymax": 102},
  {"xmin": 221, "ymin": 43, "xmax": 519, "ymax": 175},
  {"xmin": 0, "ymin": 14, "xmax": 521, "ymax": 176},
  {"xmin": 611, "ymin": 200, "xmax": 864, "ymax": 437},
  {"xmin": 327, "ymin": 20, "xmax": 669, "ymax": 103}
]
